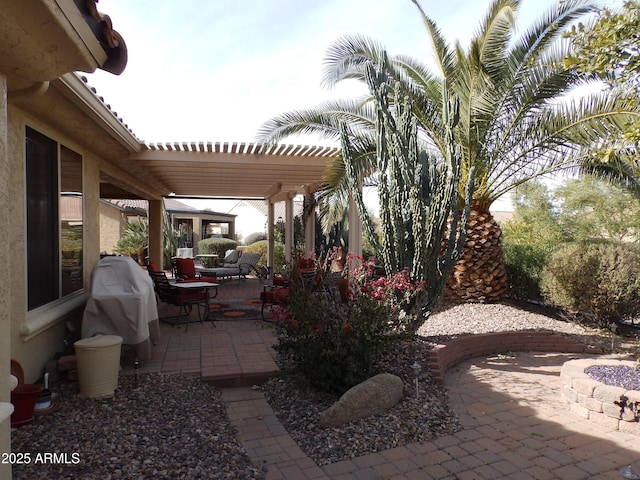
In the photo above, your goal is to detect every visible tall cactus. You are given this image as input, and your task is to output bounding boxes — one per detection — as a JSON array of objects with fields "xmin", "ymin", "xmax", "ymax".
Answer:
[{"xmin": 341, "ymin": 57, "xmax": 475, "ymax": 330}]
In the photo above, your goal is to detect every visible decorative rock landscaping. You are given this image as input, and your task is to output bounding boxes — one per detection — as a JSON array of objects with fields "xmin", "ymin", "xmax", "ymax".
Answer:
[
  {"xmin": 318, "ymin": 373, "xmax": 404, "ymax": 428},
  {"xmin": 561, "ymin": 358, "xmax": 640, "ymax": 435}
]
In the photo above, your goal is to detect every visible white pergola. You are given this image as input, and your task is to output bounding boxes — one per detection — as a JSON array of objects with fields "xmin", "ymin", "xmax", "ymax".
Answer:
[{"xmin": 127, "ymin": 141, "xmax": 362, "ymax": 270}]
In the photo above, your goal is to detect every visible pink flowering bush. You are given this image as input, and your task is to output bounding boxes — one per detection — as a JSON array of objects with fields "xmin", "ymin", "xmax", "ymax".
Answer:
[{"xmin": 274, "ymin": 251, "xmax": 425, "ymax": 394}]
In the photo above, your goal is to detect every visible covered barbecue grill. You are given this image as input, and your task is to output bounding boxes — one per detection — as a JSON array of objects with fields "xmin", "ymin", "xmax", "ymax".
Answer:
[{"xmin": 81, "ymin": 256, "xmax": 160, "ymax": 360}]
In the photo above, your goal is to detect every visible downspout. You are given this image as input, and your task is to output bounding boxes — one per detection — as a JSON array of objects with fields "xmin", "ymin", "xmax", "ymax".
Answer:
[{"xmin": 7, "ymin": 81, "xmax": 50, "ymax": 103}]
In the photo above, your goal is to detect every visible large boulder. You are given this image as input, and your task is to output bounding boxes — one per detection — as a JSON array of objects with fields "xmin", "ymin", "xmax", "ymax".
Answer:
[{"xmin": 319, "ymin": 373, "xmax": 404, "ymax": 428}]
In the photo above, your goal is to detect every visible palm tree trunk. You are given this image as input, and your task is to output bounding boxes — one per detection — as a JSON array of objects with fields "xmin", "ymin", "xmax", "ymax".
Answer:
[{"xmin": 445, "ymin": 204, "xmax": 507, "ymax": 302}]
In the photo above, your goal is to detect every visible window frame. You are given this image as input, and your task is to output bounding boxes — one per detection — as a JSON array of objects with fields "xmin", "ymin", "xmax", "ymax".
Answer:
[{"xmin": 25, "ymin": 126, "xmax": 85, "ymax": 313}]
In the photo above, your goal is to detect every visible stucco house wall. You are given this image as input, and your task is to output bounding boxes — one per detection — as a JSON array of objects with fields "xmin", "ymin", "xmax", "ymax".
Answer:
[
  {"xmin": 8, "ymin": 105, "xmax": 112, "ymax": 383},
  {"xmin": 99, "ymin": 199, "xmax": 237, "ymax": 257},
  {"xmin": 0, "ymin": 4, "xmax": 332, "ymax": 474},
  {"xmin": 0, "ymin": 2, "xmax": 133, "ymax": 474},
  {"xmin": 100, "ymin": 201, "xmax": 127, "ymax": 254},
  {"xmin": 168, "ymin": 207, "xmax": 236, "ymax": 249}
]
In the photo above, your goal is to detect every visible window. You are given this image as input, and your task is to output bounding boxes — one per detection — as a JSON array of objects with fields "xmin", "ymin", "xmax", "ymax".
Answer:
[
  {"xmin": 26, "ymin": 128, "xmax": 84, "ymax": 310},
  {"xmin": 173, "ymin": 219, "xmax": 194, "ymax": 248},
  {"xmin": 205, "ymin": 222, "xmax": 230, "ymax": 238}
]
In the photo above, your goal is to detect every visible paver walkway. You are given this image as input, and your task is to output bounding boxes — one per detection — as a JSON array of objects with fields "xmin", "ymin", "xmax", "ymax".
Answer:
[
  {"xmin": 223, "ymin": 352, "xmax": 640, "ymax": 479},
  {"xmin": 122, "ymin": 277, "xmax": 279, "ymax": 385}
]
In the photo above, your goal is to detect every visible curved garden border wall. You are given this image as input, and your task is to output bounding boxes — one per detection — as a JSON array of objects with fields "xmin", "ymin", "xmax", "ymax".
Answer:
[
  {"xmin": 426, "ymin": 330, "xmax": 603, "ymax": 383},
  {"xmin": 561, "ymin": 358, "xmax": 640, "ymax": 435}
]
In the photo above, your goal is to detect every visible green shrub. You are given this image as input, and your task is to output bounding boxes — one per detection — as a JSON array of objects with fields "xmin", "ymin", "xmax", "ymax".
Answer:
[
  {"xmin": 197, "ymin": 238, "xmax": 238, "ymax": 267},
  {"xmin": 361, "ymin": 235, "xmax": 379, "ymax": 262},
  {"xmin": 243, "ymin": 240, "xmax": 285, "ymax": 271},
  {"xmin": 503, "ymin": 243, "xmax": 553, "ymax": 302},
  {"xmin": 540, "ymin": 240, "xmax": 640, "ymax": 325},
  {"xmin": 243, "ymin": 231, "xmax": 267, "ymax": 245}
]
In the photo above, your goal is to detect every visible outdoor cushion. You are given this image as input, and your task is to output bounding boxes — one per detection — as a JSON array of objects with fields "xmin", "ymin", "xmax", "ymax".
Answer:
[
  {"xmin": 175, "ymin": 257, "xmax": 217, "ymax": 283},
  {"xmin": 176, "ymin": 276, "xmax": 218, "ymax": 283},
  {"xmin": 273, "ymin": 275, "xmax": 289, "ymax": 287},
  {"xmin": 175, "ymin": 258, "xmax": 197, "ymax": 278},
  {"xmin": 147, "ymin": 261, "xmax": 160, "ymax": 272},
  {"xmin": 223, "ymin": 249, "xmax": 240, "ymax": 265},
  {"xmin": 198, "ymin": 252, "xmax": 261, "ymax": 280}
]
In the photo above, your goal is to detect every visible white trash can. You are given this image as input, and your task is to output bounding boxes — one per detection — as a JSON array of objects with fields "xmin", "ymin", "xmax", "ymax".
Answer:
[{"xmin": 74, "ymin": 335, "xmax": 122, "ymax": 399}]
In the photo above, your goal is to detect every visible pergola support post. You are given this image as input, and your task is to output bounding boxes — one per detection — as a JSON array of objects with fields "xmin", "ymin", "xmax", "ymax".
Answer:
[
  {"xmin": 304, "ymin": 191, "xmax": 315, "ymax": 254},
  {"xmin": 284, "ymin": 194, "xmax": 294, "ymax": 261},
  {"xmin": 267, "ymin": 200, "xmax": 275, "ymax": 278}
]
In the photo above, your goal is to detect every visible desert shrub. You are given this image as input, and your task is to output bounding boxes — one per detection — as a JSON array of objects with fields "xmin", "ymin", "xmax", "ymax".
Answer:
[
  {"xmin": 501, "ymin": 182, "xmax": 566, "ymax": 302},
  {"xmin": 540, "ymin": 240, "xmax": 640, "ymax": 326},
  {"xmin": 198, "ymin": 238, "xmax": 237, "ymax": 267},
  {"xmin": 274, "ymin": 253, "xmax": 423, "ymax": 394},
  {"xmin": 243, "ymin": 231, "xmax": 267, "ymax": 245},
  {"xmin": 503, "ymin": 243, "xmax": 553, "ymax": 302},
  {"xmin": 362, "ymin": 235, "xmax": 379, "ymax": 262},
  {"xmin": 243, "ymin": 240, "xmax": 285, "ymax": 271}
]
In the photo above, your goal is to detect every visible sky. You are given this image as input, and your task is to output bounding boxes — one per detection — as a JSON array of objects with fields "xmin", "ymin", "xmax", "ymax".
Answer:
[
  {"xmin": 85, "ymin": 0, "xmax": 620, "ymax": 214},
  {"xmin": 84, "ymin": 0, "xmax": 602, "ymax": 145}
]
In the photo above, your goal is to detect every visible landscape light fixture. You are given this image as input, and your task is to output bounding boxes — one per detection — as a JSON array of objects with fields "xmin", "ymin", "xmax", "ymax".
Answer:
[{"xmin": 411, "ymin": 361, "xmax": 421, "ymax": 399}]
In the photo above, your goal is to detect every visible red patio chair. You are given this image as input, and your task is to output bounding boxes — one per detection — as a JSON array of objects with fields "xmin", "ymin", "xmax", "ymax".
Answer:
[{"xmin": 174, "ymin": 257, "xmax": 218, "ymax": 284}]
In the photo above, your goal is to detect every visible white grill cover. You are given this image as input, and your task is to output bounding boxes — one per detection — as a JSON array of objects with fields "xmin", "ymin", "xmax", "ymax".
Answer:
[{"xmin": 81, "ymin": 256, "xmax": 159, "ymax": 359}]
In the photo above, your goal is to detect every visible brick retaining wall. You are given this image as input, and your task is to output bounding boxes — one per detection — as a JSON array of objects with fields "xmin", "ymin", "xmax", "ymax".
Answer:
[{"xmin": 426, "ymin": 330, "xmax": 603, "ymax": 383}]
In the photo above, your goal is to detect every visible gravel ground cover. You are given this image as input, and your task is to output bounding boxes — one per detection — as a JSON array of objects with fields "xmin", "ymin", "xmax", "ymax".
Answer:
[
  {"xmin": 11, "ymin": 300, "xmax": 630, "ymax": 478},
  {"xmin": 261, "ymin": 300, "xmax": 629, "ymax": 467},
  {"xmin": 11, "ymin": 374, "xmax": 262, "ymax": 480},
  {"xmin": 261, "ymin": 337, "xmax": 459, "ymax": 467}
]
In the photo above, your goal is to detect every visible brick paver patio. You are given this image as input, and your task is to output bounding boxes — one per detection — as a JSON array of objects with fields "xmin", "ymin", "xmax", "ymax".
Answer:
[{"xmin": 124, "ymin": 277, "xmax": 640, "ymax": 479}]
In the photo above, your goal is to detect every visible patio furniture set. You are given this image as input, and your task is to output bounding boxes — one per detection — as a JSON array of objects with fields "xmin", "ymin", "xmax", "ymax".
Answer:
[{"xmin": 146, "ymin": 251, "xmax": 262, "ymax": 329}]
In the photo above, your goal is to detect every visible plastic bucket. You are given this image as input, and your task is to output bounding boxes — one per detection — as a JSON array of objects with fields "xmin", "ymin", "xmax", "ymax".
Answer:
[
  {"xmin": 11, "ymin": 384, "xmax": 44, "ymax": 427},
  {"xmin": 74, "ymin": 335, "xmax": 123, "ymax": 399}
]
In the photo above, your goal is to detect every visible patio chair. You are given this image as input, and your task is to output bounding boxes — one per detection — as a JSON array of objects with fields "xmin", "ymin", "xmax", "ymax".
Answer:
[
  {"xmin": 148, "ymin": 269, "xmax": 210, "ymax": 328},
  {"xmin": 198, "ymin": 252, "xmax": 262, "ymax": 281},
  {"xmin": 221, "ymin": 249, "xmax": 241, "ymax": 266},
  {"xmin": 174, "ymin": 257, "xmax": 218, "ymax": 284}
]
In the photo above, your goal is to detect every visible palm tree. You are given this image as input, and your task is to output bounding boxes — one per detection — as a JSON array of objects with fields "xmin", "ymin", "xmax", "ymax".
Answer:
[{"xmin": 257, "ymin": 0, "xmax": 640, "ymax": 302}]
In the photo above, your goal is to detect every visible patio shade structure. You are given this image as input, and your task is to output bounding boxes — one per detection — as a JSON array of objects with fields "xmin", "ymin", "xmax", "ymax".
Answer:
[
  {"xmin": 127, "ymin": 141, "xmax": 342, "ymax": 268},
  {"xmin": 130, "ymin": 141, "xmax": 339, "ymax": 201}
]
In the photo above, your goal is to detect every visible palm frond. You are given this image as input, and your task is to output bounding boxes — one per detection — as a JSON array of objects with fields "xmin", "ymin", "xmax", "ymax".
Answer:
[
  {"xmin": 410, "ymin": 0, "xmax": 456, "ymax": 78},
  {"xmin": 321, "ymin": 34, "xmax": 389, "ymax": 88},
  {"xmin": 484, "ymin": 90, "xmax": 640, "ymax": 203},
  {"xmin": 256, "ymin": 0, "xmax": 638, "ymax": 223},
  {"xmin": 255, "ymin": 99, "xmax": 376, "ymax": 145},
  {"xmin": 472, "ymin": 0, "xmax": 517, "ymax": 79},
  {"xmin": 580, "ymin": 152, "xmax": 640, "ymax": 198},
  {"xmin": 510, "ymin": 0, "xmax": 599, "ymax": 75}
]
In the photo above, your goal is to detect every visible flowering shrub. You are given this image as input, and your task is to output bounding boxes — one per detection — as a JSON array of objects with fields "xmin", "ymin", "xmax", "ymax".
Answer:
[
  {"xmin": 273, "ymin": 251, "xmax": 425, "ymax": 394},
  {"xmin": 358, "ymin": 261, "xmax": 425, "ymax": 314},
  {"xmin": 295, "ymin": 250, "xmax": 317, "ymax": 271}
]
